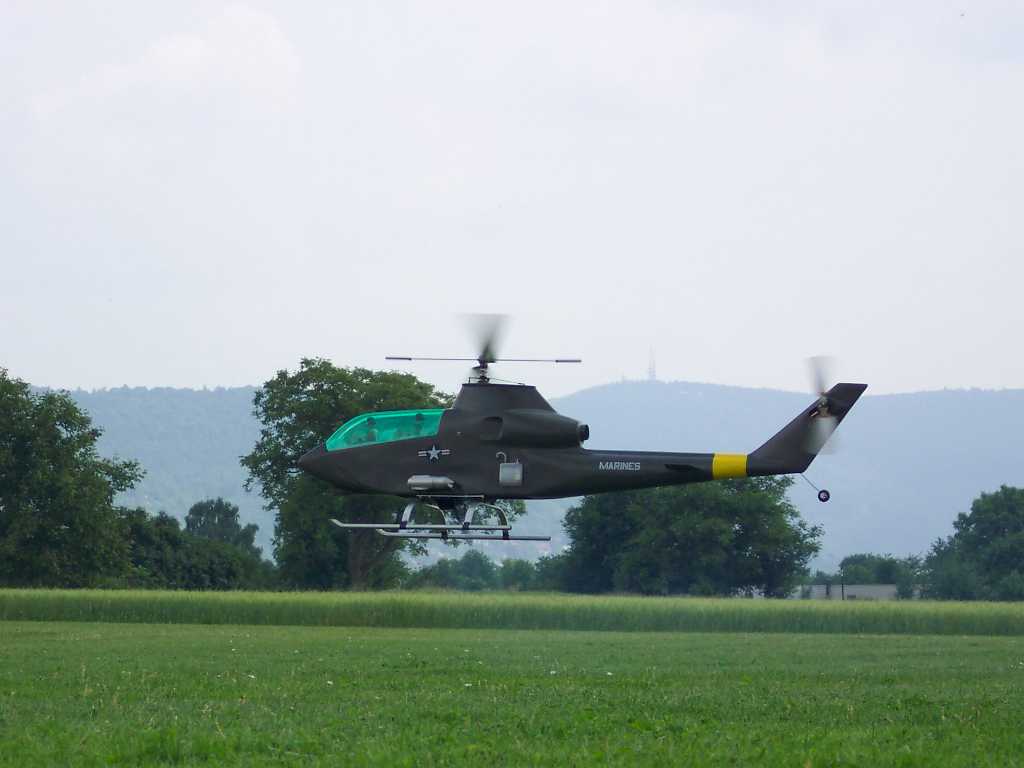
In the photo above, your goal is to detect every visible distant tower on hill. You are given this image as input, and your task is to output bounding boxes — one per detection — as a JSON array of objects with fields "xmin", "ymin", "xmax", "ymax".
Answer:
[{"xmin": 648, "ymin": 348, "xmax": 657, "ymax": 382}]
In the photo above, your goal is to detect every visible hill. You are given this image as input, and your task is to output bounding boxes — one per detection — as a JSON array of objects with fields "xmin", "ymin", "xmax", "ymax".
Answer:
[
  {"xmin": 67, "ymin": 381, "xmax": 1024, "ymax": 568},
  {"xmin": 69, "ymin": 386, "xmax": 268, "ymax": 552}
]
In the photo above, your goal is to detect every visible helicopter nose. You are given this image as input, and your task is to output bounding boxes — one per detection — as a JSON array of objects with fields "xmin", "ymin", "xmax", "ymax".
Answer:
[
  {"xmin": 297, "ymin": 444, "xmax": 328, "ymax": 477},
  {"xmin": 298, "ymin": 443, "xmax": 357, "ymax": 492}
]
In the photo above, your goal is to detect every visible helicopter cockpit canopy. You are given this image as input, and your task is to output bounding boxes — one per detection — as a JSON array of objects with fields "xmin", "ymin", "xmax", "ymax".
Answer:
[{"xmin": 325, "ymin": 409, "xmax": 445, "ymax": 451}]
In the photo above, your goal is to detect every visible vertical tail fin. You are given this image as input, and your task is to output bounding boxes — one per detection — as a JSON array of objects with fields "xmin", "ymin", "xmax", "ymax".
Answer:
[{"xmin": 746, "ymin": 383, "xmax": 867, "ymax": 476}]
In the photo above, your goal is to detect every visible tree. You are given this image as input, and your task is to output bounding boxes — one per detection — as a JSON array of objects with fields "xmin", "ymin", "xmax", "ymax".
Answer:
[
  {"xmin": 0, "ymin": 369, "xmax": 142, "ymax": 586},
  {"xmin": 558, "ymin": 491, "xmax": 641, "ymax": 594},
  {"xmin": 893, "ymin": 556, "xmax": 922, "ymax": 599},
  {"xmin": 241, "ymin": 359, "xmax": 452, "ymax": 589},
  {"xmin": 273, "ymin": 475, "xmax": 349, "ymax": 589},
  {"xmin": 923, "ymin": 485, "xmax": 1024, "ymax": 600},
  {"xmin": 921, "ymin": 537, "xmax": 983, "ymax": 600},
  {"xmin": 531, "ymin": 553, "xmax": 570, "ymax": 591},
  {"xmin": 808, "ymin": 553, "xmax": 922, "ymax": 599},
  {"xmin": 559, "ymin": 478, "xmax": 820, "ymax": 597},
  {"xmin": 835, "ymin": 553, "xmax": 920, "ymax": 588},
  {"xmin": 455, "ymin": 549, "xmax": 499, "ymax": 591},
  {"xmin": 498, "ymin": 558, "xmax": 537, "ymax": 591},
  {"xmin": 185, "ymin": 498, "xmax": 261, "ymax": 558},
  {"xmin": 407, "ymin": 553, "xmax": 551, "ymax": 592},
  {"xmin": 273, "ymin": 476, "xmax": 411, "ymax": 590},
  {"xmin": 120, "ymin": 507, "xmax": 276, "ymax": 590},
  {"xmin": 408, "ymin": 549, "xmax": 499, "ymax": 591}
]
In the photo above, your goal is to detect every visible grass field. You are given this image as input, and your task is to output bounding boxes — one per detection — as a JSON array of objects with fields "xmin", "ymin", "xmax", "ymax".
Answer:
[
  {"xmin": 1, "ymin": 620, "xmax": 1023, "ymax": 766},
  {"xmin": 3, "ymin": 589, "xmax": 1024, "ymax": 636}
]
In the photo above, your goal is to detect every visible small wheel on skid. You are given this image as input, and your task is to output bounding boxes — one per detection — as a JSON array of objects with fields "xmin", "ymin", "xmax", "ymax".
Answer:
[{"xmin": 818, "ymin": 489, "xmax": 831, "ymax": 503}]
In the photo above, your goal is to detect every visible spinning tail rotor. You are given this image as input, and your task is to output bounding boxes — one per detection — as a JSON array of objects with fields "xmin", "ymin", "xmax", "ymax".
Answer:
[
  {"xmin": 744, "ymin": 359, "xmax": 866, "ymax": 502},
  {"xmin": 806, "ymin": 356, "xmax": 840, "ymax": 455}
]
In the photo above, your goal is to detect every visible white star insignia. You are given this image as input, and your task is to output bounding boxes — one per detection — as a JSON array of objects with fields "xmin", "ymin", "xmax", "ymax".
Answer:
[{"xmin": 417, "ymin": 444, "xmax": 451, "ymax": 462}]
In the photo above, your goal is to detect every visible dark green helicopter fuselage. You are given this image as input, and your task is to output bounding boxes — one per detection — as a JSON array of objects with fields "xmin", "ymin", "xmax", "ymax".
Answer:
[{"xmin": 298, "ymin": 381, "xmax": 867, "ymax": 502}]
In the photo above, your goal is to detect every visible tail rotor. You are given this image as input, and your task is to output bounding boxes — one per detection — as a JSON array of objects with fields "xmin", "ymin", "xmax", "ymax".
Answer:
[{"xmin": 805, "ymin": 356, "xmax": 839, "ymax": 455}]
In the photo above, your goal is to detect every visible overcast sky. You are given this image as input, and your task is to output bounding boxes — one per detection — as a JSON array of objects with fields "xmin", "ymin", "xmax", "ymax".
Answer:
[{"xmin": 2, "ymin": 1, "xmax": 1022, "ymax": 398}]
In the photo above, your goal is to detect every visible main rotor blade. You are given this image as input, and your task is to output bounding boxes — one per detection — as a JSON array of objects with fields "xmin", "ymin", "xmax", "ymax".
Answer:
[
  {"xmin": 385, "ymin": 356, "xmax": 479, "ymax": 362},
  {"xmin": 385, "ymin": 356, "xmax": 581, "ymax": 363},
  {"xmin": 491, "ymin": 358, "xmax": 581, "ymax": 363}
]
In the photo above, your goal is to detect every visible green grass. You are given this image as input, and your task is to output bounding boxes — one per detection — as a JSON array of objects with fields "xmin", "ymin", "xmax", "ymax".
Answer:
[
  {"xmin": 2, "ymin": 589, "xmax": 1024, "ymax": 636},
  {"xmin": 1, "ymin": 621, "xmax": 1022, "ymax": 766}
]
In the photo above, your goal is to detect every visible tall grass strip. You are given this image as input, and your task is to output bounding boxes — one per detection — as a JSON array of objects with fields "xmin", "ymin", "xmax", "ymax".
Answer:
[{"xmin": 2, "ymin": 589, "xmax": 1023, "ymax": 636}]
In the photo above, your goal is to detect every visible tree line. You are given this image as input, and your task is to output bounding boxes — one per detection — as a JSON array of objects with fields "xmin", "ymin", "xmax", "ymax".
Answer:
[
  {"xmin": 411, "ymin": 485, "xmax": 1024, "ymax": 600},
  {"xmin": 1, "ymin": 370, "xmax": 272, "ymax": 588},
  {"xmin": 3, "ymin": 364, "xmax": 1023, "ymax": 599},
  {"xmin": 801, "ymin": 486, "xmax": 1024, "ymax": 601}
]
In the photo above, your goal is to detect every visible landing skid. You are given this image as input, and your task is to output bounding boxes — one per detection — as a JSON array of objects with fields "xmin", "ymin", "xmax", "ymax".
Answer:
[{"xmin": 330, "ymin": 498, "xmax": 550, "ymax": 542}]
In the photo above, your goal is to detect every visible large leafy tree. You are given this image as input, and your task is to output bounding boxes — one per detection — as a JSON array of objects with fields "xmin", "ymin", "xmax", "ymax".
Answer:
[
  {"xmin": 241, "ymin": 358, "xmax": 452, "ymax": 589},
  {"xmin": 559, "ymin": 478, "xmax": 820, "ymax": 597},
  {"xmin": 0, "ymin": 369, "xmax": 142, "ymax": 586},
  {"xmin": 185, "ymin": 497, "xmax": 261, "ymax": 559},
  {"xmin": 923, "ymin": 485, "xmax": 1024, "ymax": 600}
]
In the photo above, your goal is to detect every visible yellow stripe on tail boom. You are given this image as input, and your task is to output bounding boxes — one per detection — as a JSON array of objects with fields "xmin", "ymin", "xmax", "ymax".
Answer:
[{"xmin": 712, "ymin": 453, "xmax": 748, "ymax": 479}]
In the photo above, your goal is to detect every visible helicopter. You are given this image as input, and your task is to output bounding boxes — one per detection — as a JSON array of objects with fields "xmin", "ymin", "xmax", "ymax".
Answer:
[{"xmin": 298, "ymin": 321, "xmax": 866, "ymax": 542}]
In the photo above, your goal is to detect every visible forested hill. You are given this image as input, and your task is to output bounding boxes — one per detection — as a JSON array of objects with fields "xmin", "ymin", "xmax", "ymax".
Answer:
[
  {"xmin": 69, "ymin": 387, "xmax": 268, "ymax": 552},
  {"xmin": 68, "ymin": 382, "xmax": 1024, "ymax": 568}
]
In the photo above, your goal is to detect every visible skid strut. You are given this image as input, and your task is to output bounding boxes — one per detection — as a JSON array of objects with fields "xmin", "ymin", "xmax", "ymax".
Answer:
[{"xmin": 330, "ymin": 498, "xmax": 549, "ymax": 542}]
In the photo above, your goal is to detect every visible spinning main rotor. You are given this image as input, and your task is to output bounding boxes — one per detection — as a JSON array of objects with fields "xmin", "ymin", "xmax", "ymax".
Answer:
[{"xmin": 386, "ymin": 314, "xmax": 580, "ymax": 383}]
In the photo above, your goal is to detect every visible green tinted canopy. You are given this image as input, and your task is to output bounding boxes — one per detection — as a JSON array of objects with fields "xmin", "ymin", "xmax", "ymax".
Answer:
[{"xmin": 324, "ymin": 409, "xmax": 445, "ymax": 451}]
